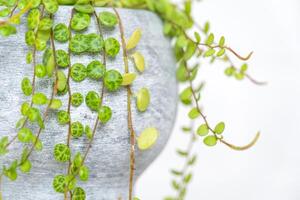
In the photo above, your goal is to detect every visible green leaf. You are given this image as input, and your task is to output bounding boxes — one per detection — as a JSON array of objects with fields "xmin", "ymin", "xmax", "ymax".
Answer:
[
  {"xmin": 216, "ymin": 48, "xmax": 225, "ymax": 57},
  {"xmin": 56, "ymin": 50, "xmax": 69, "ymax": 68},
  {"xmin": 70, "ymin": 34, "xmax": 89, "ymax": 54},
  {"xmin": 131, "ymin": 52, "xmax": 145, "ymax": 73},
  {"xmin": 194, "ymin": 32, "xmax": 201, "ymax": 43},
  {"xmin": 18, "ymin": 128, "xmax": 33, "ymax": 143},
  {"xmin": 0, "ymin": 25, "xmax": 17, "ymax": 37},
  {"xmin": 72, "ymin": 187, "xmax": 86, "ymax": 200},
  {"xmin": 50, "ymin": 99, "xmax": 62, "ymax": 109},
  {"xmin": 170, "ymin": 169, "xmax": 183, "ymax": 176},
  {"xmin": 74, "ymin": 4, "xmax": 94, "ymax": 14},
  {"xmin": 176, "ymin": 149, "xmax": 188, "ymax": 157},
  {"xmin": 183, "ymin": 173, "xmax": 192, "ymax": 183},
  {"xmin": 32, "ymin": 93, "xmax": 48, "ymax": 105},
  {"xmin": 16, "ymin": 117, "xmax": 26, "ymax": 129},
  {"xmin": 20, "ymin": 159, "xmax": 32, "ymax": 173},
  {"xmin": 98, "ymin": 106, "xmax": 112, "ymax": 123},
  {"xmin": 137, "ymin": 127, "xmax": 159, "ymax": 150},
  {"xmin": 205, "ymin": 33, "xmax": 214, "ymax": 45},
  {"xmin": 203, "ymin": 135, "xmax": 218, "ymax": 146},
  {"xmin": 38, "ymin": 17, "xmax": 53, "ymax": 31},
  {"xmin": 86, "ymin": 33, "xmax": 104, "ymax": 53},
  {"xmin": 85, "ymin": 125, "xmax": 93, "ymax": 140},
  {"xmin": 35, "ymin": 64, "xmax": 47, "ymax": 78},
  {"xmin": 73, "ymin": 153, "xmax": 83, "ymax": 168},
  {"xmin": 54, "ymin": 23, "xmax": 69, "ymax": 42},
  {"xmin": 188, "ymin": 108, "xmax": 200, "ymax": 119},
  {"xmin": 21, "ymin": 77, "xmax": 32, "ymax": 96},
  {"xmin": 103, "ymin": 70, "xmax": 123, "ymax": 92},
  {"xmin": 126, "ymin": 28, "xmax": 142, "ymax": 50},
  {"xmin": 79, "ymin": 165, "xmax": 89, "ymax": 181},
  {"xmin": 57, "ymin": 70, "xmax": 67, "ymax": 91},
  {"xmin": 136, "ymin": 87, "xmax": 150, "ymax": 112},
  {"xmin": 71, "ymin": 63, "xmax": 87, "ymax": 82},
  {"xmin": 71, "ymin": 12, "xmax": 91, "ymax": 31},
  {"xmin": 104, "ymin": 37, "xmax": 120, "ymax": 57},
  {"xmin": 197, "ymin": 124, "xmax": 209, "ymax": 136},
  {"xmin": 54, "ymin": 143, "xmax": 71, "ymax": 162},
  {"xmin": 241, "ymin": 63, "xmax": 248, "ymax": 72},
  {"xmin": 27, "ymin": 9, "xmax": 40, "ymax": 30},
  {"xmin": 0, "ymin": 136, "xmax": 9, "ymax": 155},
  {"xmin": 218, "ymin": 36, "xmax": 225, "ymax": 46},
  {"xmin": 71, "ymin": 93, "xmax": 84, "ymax": 107},
  {"xmin": 52, "ymin": 175, "xmax": 66, "ymax": 193},
  {"xmin": 43, "ymin": 0, "xmax": 59, "ymax": 14},
  {"xmin": 71, "ymin": 121, "xmax": 84, "ymax": 138},
  {"xmin": 203, "ymin": 21, "xmax": 210, "ymax": 34},
  {"xmin": 3, "ymin": 160, "xmax": 18, "ymax": 181},
  {"xmin": 87, "ymin": 60, "xmax": 105, "ymax": 80},
  {"xmin": 98, "ymin": 11, "xmax": 118, "ymax": 28},
  {"xmin": 204, "ymin": 48, "xmax": 215, "ymax": 57},
  {"xmin": 57, "ymin": 110, "xmax": 70, "ymax": 125},
  {"xmin": 214, "ymin": 122, "xmax": 225, "ymax": 134},
  {"xmin": 85, "ymin": 91, "xmax": 100, "ymax": 111}
]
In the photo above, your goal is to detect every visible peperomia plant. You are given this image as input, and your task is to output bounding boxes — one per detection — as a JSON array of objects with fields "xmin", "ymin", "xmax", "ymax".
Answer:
[{"xmin": 0, "ymin": 0, "xmax": 264, "ymax": 200}]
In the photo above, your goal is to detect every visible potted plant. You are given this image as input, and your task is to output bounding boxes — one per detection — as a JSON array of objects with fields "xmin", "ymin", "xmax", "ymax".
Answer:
[{"xmin": 0, "ymin": 0, "xmax": 263, "ymax": 200}]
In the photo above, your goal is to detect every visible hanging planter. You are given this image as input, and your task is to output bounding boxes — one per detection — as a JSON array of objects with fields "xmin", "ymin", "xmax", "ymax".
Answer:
[{"xmin": 0, "ymin": 1, "xmax": 262, "ymax": 200}]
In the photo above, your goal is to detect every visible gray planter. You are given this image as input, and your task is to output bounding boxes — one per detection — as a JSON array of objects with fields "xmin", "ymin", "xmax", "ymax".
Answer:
[{"xmin": 0, "ymin": 6, "xmax": 177, "ymax": 200}]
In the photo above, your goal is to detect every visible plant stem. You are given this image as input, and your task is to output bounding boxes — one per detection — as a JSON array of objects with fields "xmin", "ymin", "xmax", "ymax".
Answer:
[
  {"xmin": 112, "ymin": 7, "xmax": 136, "ymax": 200},
  {"xmin": 5, "ymin": 6, "xmax": 45, "ymax": 149},
  {"xmin": 184, "ymin": 63, "xmax": 260, "ymax": 150}
]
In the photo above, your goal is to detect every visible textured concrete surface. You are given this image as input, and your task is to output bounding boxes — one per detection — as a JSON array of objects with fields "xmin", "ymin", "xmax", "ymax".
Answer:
[{"xmin": 0, "ymin": 6, "xmax": 177, "ymax": 200}]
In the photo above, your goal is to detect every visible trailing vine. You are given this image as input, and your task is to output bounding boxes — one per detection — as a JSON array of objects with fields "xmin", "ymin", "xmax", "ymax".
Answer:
[{"xmin": 0, "ymin": 0, "xmax": 263, "ymax": 200}]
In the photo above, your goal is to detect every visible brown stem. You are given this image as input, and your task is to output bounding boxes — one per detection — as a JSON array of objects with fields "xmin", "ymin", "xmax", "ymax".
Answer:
[
  {"xmin": 22, "ymin": 13, "xmax": 58, "ymax": 163},
  {"xmin": 193, "ymin": 21, "xmax": 267, "ymax": 85},
  {"xmin": 63, "ymin": 9, "xmax": 76, "ymax": 200},
  {"xmin": 184, "ymin": 63, "xmax": 260, "ymax": 151},
  {"xmin": 5, "ymin": 6, "xmax": 45, "ymax": 149},
  {"xmin": 113, "ymin": 7, "xmax": 136, "ymax": 200},
  {"xmin": 63, "ymin": 9, "xmax": 107, "ymax": 193}
]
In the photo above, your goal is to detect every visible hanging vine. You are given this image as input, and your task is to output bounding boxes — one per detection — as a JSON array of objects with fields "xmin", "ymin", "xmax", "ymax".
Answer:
[{"xmin": 0, "ymin": 0, "xmax": 263, "ymax": 200}]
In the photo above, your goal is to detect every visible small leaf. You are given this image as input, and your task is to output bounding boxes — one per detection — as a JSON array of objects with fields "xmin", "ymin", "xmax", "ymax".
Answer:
[
  {"xmin": 18, "ymin": 128, "xmax": 33, "ymax": 143},
  {"xmin": 57, "ymin": 70, "xmax": 67, "ymax": 92},
  {"xmin": 176, "ymin": 149, "xmax": 188, "ymax": 157},
  {"xmin": 216, "ymin": 48, "xmax": 225, "ymax": 57},
  {"xmin": 122, "ymin": 73, "xmax": 137, "ymax": 86},
  {"xmin": 170, "ymin": 169, "xmax": 183, "ymax": 176},
  {"xmin": 79, "ymin": 165, "xmax": 89, "ymax": 181},
  {"xmin": 204, "ymin": 48, "xmax": 215, "ymax": 57},
  {"xmin": 131, "ymin": 52, "xmax": 145, "ymax": 73},
  {"xmin": 197, "ymin": 124, "xmax": 209, "ymax": 136},
  {"xmin": 188, "ymin": 108, "xmax": 200, "ymax": 119},
  {"xmin": 126, "ymin": 28, "xmax": 142, "ymax": 50},
  {"xmin": 98, "ymin": 106, "xmax": 112, "ymax": 123},
  {"xmin": 184, "ymin": 173, "xmax": 192, "ymax": 183},
  {"xmin": 214, "ymin": 122, "xmax": 225, "ymax": 134},
  {"xmin": 194, "ymin": 32, "xmax": 201, "ymax": 43},
  {"xmin": 203, "ymin": 135, "xmax": 218, "ymax": 146},
  {"xmin": 136, "ymin": 87, "xmax": 150, "ymax": 112},
  {"xmin": 205, "ymin": 33, "xmax": 214, "ymax": 45},
  {"xmin": 137, "ymin": 127, "xmax": 159, "ymax": 150},
  {"xmin": 54, "ymin": 143, "xmax": 71, "ymax": 162},
  {"xmin": 218, "ymin": 36, "xmax": 225, "ymax": 46},
  {"xmin": 32, "ymin": 93, "xmax": 48, "ymax": 105},
  {"xmin": 50, "ymin": 99, "xmax": 62, "ymax": 109},
  {"xmin": 204, "ymin": 22, "xmax": 210, "ymax": 34}
]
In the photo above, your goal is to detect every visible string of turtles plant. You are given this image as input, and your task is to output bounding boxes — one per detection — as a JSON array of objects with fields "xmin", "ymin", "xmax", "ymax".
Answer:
[{"xmin": 0, "ymin": 0, "xmax": 264, "ymax": 200}]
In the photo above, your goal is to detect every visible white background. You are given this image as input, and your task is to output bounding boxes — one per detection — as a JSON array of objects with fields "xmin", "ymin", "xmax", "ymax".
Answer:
[{"xmin": 136, "ymin": 0, "xmax": 300, "ymax": 199}]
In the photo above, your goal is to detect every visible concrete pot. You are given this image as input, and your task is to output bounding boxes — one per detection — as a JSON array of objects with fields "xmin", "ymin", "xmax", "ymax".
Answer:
[{"xmin": 0, "ymin": 6, "xmax": 177, "ymax": 200}]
